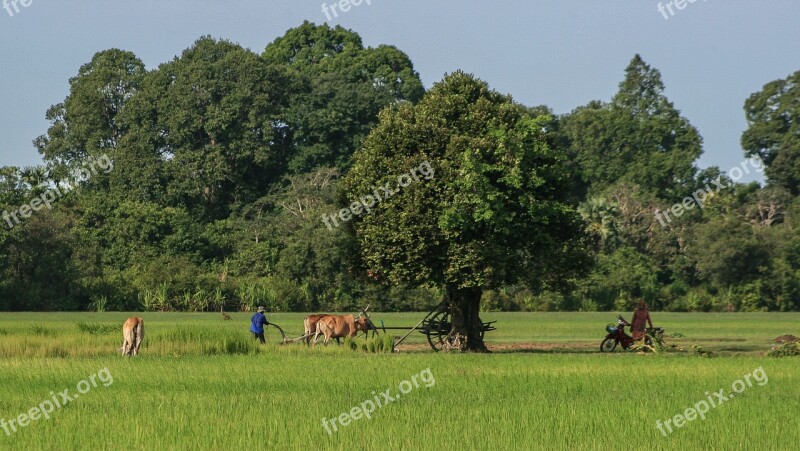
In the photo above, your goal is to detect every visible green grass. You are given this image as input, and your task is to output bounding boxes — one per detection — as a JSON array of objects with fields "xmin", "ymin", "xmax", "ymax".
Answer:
[
  {"xmin": 0, "ymin": 312, "xmax": 797, "ymax": 450},
  {"xmin": 1, "ymin": 311, "xmax": 796, "ymax": 357}
]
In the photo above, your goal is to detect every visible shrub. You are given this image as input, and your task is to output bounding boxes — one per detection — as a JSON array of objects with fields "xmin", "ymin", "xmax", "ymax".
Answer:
[
  {"xmin": 77, "ymin": 322, "xmax": 118, "ymax": 335},
  {"xmin": 579, "ymin": 298, "xmax": 600, "ymax": 312},
  {"xmin": 359, "ymin": 334, "xmax": 395, "ymax": 353},
  {"xmin": 767, "ymin": 342, "xmax": 800, "ymax": 358},
  {"xmin": 691, "ymin": 345, "xmax": 714, "ymax": 358},
  {"xmin": 203, "ymin": 337, "xmax": 253, "ymax": 355},
  {"xmin": 88, "ymin": 296, "xmax": 109, "ymax": 312},
  {"xmin": 30, "ymin": 325, "xmax": 55, "ymax": 337},
  {"xmin": 526, "ymin": 291, "xmax": 565, "ymax": 312},
  {"xmin": 613, "ymin": 294, "xmax": 637, "ymax": 312},
  {"xmin": 685, "ymin": 290, "xmax": 712, "ymax": 312},
  {"xmin": 343, "ymin": 336, "xmax": 359, "ymax": 351}
]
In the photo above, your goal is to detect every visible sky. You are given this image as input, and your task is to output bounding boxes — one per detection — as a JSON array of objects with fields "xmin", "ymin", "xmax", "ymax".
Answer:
[{"xmin": 1, "ymin": 0, "xmax": 799, "ymax": 184}]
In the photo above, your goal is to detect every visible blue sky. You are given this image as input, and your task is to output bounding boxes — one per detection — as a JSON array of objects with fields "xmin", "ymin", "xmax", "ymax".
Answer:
[{"xmin": 2, "ymin": 0, "xmax": 799, "ymax": 183}]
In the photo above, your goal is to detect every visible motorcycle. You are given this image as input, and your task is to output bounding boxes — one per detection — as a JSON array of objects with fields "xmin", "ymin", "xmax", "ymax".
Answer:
[{"xmin": 600, "ymin": 315, "xmax": 664, "ymax": 352}]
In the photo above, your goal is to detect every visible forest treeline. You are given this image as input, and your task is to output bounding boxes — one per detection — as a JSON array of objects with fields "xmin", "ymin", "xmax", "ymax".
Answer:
[{"xmin": 1, "ymin": 22, "xmax": 799, "ymax": 312}]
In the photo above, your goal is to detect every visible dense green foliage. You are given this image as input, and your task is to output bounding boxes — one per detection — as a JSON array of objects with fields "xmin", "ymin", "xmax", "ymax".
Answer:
[
  {"xmin": 342, "ymin": 71, "xmax": 591, "ymax": 349},
  {"xmin": 563, "ymin": 56, "xmax": 703, "ymax": 201},
  {"xmin": 767, "ymin": 341, "xmax": 800, "ymax": 357},
  {"xmin": 262, "ymin": 21, "xmax": 425, "ymax": 173},
  {"xmin": 742, "ymin": 69, "xmax": 800, "ymax": 194},
  {"xmin": 343, "ymin": 72, "xmax": 589, "ymax": 292},
  {"xmin": 1, "ymin": 21, "xmax": 799, "ymax": 313}
]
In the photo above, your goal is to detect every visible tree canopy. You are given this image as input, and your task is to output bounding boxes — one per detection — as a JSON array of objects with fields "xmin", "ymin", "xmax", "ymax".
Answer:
[
  {"xmin": 1, "ymin": 30, "xmax": 799, "ymax": 318},
  {"xmin": 742, "ymin": 70, "xmax": 800, "ymax": 195},
  {"xmin": 562, "ymin": 55, "xmax": 702, "ymax": 201},
  {"xmin": 263, "ymin": 21, "xmax": 424, "ymax": 173},
  {"xmin": 343, "ymin": 71, "xmax": 591, "ymax": 350}
]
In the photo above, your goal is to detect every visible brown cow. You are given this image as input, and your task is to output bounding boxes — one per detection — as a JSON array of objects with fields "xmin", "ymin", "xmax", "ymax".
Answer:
[
  {"xmin": 303, "ymin": 314, "xmax": 329, "ymax": 345},
  {"xmin": 304, "ymin": 314, "xmax": 375, "ymax": 344},
  {"xmin": 313, "ymin": 314, "xmax": 369, "ymax": 345},
  {"xmin": 121, "ymin": 317, "xmax": 144, "ymax": 356}
]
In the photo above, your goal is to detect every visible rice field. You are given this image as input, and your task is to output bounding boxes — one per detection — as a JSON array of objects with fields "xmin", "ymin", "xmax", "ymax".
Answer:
[{"xmin": 0, "ymin": 312, "xmax": 797, "ymax": 450}]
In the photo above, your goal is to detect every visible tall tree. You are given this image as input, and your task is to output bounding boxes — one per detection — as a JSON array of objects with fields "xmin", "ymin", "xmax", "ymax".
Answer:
[
  {"xmin": 562, "ymin": 55, "xmax": 702, "ymax": 200},
  {"xmin": 343, "ymin": 72, "xmax": 590, "ymax": 351},
  {"xmin": 34, "ymin": 49, "xmax": 146, "ymax": 183},
  {"xmin": 263, "ymin": 22, "xmax": 425, "ymax": 173},
  {"xmin": 742, "ymin": 69, "xmax": 800, "ymax": 194},
  {"xmin": 120, "ymin": 37, "xmax": 298, "ymax": 219}
]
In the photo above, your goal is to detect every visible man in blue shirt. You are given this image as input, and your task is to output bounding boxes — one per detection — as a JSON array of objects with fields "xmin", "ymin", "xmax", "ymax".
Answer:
[{"xmin": 250, "ymin": 306, "xmax": 269, "ymax": 344}]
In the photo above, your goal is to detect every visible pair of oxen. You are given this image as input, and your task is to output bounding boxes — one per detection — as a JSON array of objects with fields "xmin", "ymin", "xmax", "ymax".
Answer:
[{"xmin": 302, "ymin": 312, "xmax": 376, "ymax": 345}]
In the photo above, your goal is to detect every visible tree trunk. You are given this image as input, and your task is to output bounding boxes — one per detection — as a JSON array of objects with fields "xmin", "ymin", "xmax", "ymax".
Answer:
[{"xmin": 442, "ymin": 285, "xmax": 489, "ymax": 353}]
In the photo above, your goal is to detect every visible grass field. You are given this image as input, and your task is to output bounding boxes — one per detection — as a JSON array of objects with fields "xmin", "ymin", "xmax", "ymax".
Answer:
[{"xmin": 0, "ymin": 312, "xmax": 798, "ymax": 450}]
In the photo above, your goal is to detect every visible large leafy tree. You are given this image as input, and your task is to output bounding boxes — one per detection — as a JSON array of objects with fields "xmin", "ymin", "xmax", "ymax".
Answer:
[
  {"xmin": 344, "ymin": 72, "xmax": 590, "ymax": 351},
  {"xmin": 562, "ymin": 55, "xmax": 702, "ymax": 200},
  {"xmin": 119, "ymin": 37, "xmax": 298, "ymax": 219},
  {"xmin": 263, "ymin": 22, "xmax": 425, "ymax": 173},
  {"xmin": 34, "ymin": 49, "xmax": 146, "ymax": 184},
  {"xmin": 742, "ymin": 69, "xmax": 800, "ymax": 194},
  {"xmin": 688, "ymin": 217, "xmax": 771, "ymax": 290}
]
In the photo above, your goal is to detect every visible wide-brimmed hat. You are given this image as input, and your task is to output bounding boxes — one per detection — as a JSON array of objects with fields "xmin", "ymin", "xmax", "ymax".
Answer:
[{"xmin": 257, "ymin": 306, "xmax": 266, "ymax": 313}]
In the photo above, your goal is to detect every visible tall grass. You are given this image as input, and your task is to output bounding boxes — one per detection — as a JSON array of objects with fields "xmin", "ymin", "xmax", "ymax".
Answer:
[
  {"xmin": 0, "ymin": 354, "xmax": 797, "ymax": 450},
  {"xmin": 76, "ymin": 322, "xmax": 118, "ymax": 335},
  {"xmin": 359, "ymin": 333, "xmax": 397, "ymax": 353},
  {"xmin": 0, "ymin": 312, "xmax": 797, "ymax": 450}
]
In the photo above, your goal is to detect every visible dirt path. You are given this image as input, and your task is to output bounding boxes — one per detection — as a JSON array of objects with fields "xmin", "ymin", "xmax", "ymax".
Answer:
[{"xmin": 396, "ymin": 341, "xmax": 598, "ymax": 353}]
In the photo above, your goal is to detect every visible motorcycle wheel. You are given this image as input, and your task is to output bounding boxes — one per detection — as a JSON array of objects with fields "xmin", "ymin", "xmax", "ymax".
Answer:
[{"xmin": 600, "ymin": 337, "xmax": 617, "ymax": 352}]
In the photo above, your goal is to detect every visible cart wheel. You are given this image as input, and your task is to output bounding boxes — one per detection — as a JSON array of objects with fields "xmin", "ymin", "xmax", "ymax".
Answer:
[
  {"xmin": 424, "ymin": 310, "xmax": 451, "ymax": 352},
  {"xmin": 600, "ymin": 338, "xmax": 617, "ymax": 352}
]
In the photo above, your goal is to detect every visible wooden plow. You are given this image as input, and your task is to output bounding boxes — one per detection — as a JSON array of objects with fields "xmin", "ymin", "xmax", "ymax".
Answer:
[
  {"xmin": 352, "ymin": 302, "xmax": 496, "ymax": 352},
  {"xmin": 274, "ymin": 302, "xmax": 496, "ymax": 351}
]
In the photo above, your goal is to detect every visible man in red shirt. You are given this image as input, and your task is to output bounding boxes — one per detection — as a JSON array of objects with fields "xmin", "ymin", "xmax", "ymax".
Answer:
[{"xmin": 630, "ymin": 301, "xmax": 653, "ymax": 341}]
